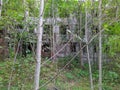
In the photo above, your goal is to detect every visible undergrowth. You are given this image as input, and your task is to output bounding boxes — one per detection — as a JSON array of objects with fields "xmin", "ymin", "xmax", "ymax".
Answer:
[{"xmin": 0, "ymin": 56, "xmax": 120, "ymax": 90}]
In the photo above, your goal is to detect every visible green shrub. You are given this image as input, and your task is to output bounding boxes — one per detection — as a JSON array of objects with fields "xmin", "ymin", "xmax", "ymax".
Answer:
[
  {"xmin": 65, "ymin": 72, "xmax": 74, "ymax": 80},
  {"xmin": 102, "ymin": 85, "xmax": 112, "ymax": 90},
  {"xmin": 0, "ymin": 57, "xmax": 35, "ymax": 90},
  {"xmin": 57, "ymin": 56, "xmax": 80, "ymax": 69}
]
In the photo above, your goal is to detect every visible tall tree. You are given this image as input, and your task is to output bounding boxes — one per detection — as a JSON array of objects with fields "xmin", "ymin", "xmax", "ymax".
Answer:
[
  {"xmin": 98, "ymin": 0, "xmax": 102, "ymax": 90},
  {"xmin": 52, "ymin": 0, "xmax": 56, "ymax": 60},
  {"xmin": 85, "ymin": 1, "xmax": 94, "ymax": 90},
  {"xmin": 34, "ymin": 0, "xmax": 44, "ymax": 90},
  {"xmin": 0, "ymin": 0, "xmax": 2, "ymax": 16}
]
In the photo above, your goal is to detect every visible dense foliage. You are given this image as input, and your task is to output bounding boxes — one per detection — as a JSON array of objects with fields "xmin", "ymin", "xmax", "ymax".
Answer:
[{"xmin": 0, "ymin": 0, "xmax": 120, "ymax": 90}]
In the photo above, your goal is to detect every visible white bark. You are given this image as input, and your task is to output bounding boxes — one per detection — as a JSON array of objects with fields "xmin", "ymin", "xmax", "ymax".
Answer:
[
  {"xmin": 34, "ymin": 0, "xmax": 44, "ymax": 90},
  {"xmin": 85, "ymin": 3, "xmax": 94, "ymax": 90},
  {"xmin": 0, "ymin": 0, "xmax": 2, "ymax": 17},
  {"xmin": 98, "ymin": 0, "xmax": 102, "ymax": 90},
  {"xmin": 79, "ymin": 13, "xmax": 84, "ymax": 67},
  {"xmin": 52, "ymin": 0, "xmax": 56, "ymax": 60}
]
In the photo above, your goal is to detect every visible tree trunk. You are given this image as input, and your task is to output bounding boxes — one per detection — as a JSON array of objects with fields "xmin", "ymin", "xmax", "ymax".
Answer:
[
  {"xmin": 79, "ymin": 11, "xmax": 84, "ymax": 68},
  {"xmin": 0, "ymin": 0, "xmax": 2, "ymax": 16},
  {"xmin": 85, "ymin": 3, "xmax": 94, "ymax": 90},
  {"xmin": 34, "ymin": 0, "xmax": 44, "ymax": 90},
  {"xmin": 98, "ymin": 0, "xmax": 102, "ymax": 90}
]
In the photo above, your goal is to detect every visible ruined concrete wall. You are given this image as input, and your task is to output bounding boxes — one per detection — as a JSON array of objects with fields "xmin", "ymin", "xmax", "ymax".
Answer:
[
  {"xmin": 0, "ymin": 30, "xmax": 8, "ymax": 60},
  {"xmin": 0, "ymin": 38, "xmax": 4, "ymax": 60}
]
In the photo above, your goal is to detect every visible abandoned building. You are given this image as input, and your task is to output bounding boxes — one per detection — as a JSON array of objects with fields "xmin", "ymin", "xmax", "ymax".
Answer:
[
  {"xmin": 0, "ymin": 14, "xmax": 107, "ymax": 63},
  {"xmin": 0, "ymin": 29, "xmax": 8, "ymax": 60}
]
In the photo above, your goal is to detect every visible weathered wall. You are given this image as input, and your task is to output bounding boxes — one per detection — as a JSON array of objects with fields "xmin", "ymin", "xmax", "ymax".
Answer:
[{"xmin": 0, "ymin": 30, "xmax": 8, "ymax": 60}]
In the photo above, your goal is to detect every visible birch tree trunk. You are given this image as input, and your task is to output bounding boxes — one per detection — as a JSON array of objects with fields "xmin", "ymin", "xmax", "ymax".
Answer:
[
  {"xmin": 98, "ymin": 0, "xmax": 102, "ymax": 90},
  {"xmin": 52, "ymin": 0, "xmax": 56, "ymax": 60},
  {"xmin": 34, "ymin": 0, "xmax": 44, "ymax": 90},
  {"xmin": 79, "ymin": 13, "xmax": 84, "ymax": 68},
  {"xmin": 85, "ymin": 3, "xmax": 94, "ymax": 90},
  {"xmin": 0, "ymin": 0, "xmax": 2, "ymax": 17}
]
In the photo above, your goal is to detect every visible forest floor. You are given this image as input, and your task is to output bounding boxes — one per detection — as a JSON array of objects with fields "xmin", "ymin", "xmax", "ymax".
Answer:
[{"xmin": 0, "ymin": 56, "xmax": 120, "ymax": 90}]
